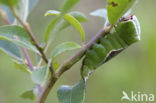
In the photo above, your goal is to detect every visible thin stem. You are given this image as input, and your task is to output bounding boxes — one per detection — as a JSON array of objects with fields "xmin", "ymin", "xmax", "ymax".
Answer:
[
  {"xmin": 22, "ymin": 48, "xmax": 43, "ymax": 95},
  {"xmin": 22, "ymin": 48, "xmax": 34, "ymax": 71},
  {"xmin": 11, "ymin": 7, "xmax": 47, "ymax": 62},
  {"xmin": 37, "ymin": 26, "xmax": 112, "ymax": 103},
  {"xmin": 0, "ymin": 7, "xmax": 44, "ymax": 96},
  {"xmin": 10, "ymin": 6, "xmax": 55, "ymax": 74}
]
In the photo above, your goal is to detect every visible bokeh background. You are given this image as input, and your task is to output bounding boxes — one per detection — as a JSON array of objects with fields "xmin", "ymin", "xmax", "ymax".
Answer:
[{"xmin": 0, "ymin": 0, "xmax": 156, "ymax": 103}]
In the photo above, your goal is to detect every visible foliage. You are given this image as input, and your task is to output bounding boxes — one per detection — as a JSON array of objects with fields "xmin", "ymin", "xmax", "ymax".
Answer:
[{"xmin": 0, "ymin": 0, "xmax": 140, "ymax": 103}]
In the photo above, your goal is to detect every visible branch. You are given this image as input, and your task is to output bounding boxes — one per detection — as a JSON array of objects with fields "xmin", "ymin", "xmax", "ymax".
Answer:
[
  {"xmin": 10, "ymin": 7, "xmax": 54, "ymax": 73},
  {"xmin": 21, "ymin": 48, "xmax": 34, "ymax": 71},
  {"xmin": 37, "ymin": 26, "xmax": 112, "ymax": 103}
]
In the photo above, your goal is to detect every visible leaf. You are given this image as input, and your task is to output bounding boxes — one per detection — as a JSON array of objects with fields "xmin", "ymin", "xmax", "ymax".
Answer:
[
  {"xmin": 31, "ymin": 66, "xmax": 49, "ymax": 85},
  {"xmin": 58, "ymin": 80, "xmax": 85, "ymax": 103},
  {"xmin": 44, "ymin": 17, "xmax": 61, "ymax": 43},
  {"xmin": 61, "ymin": 0, "xmax": 79, "ymax": 14},
  {"xmin": 20, "ymin": 90, "xmax": 36, "ymax": 101},
  {"xmin": 0, "ymin": 5, "xmax": 15, "ymax": 23},
  {"xmin": 0, "ymin": 0, "xmax": 38, "ymax": 24},
  {"xmin": 90, "ymin": 8, "xmax": 109, "ymax": 27},
  {"xmin": 53, "ymin": 61, "xmax": 60, "ymax": 70},
  {"xmin": 69, "ymin": 11, "xmax": 87, "ymax": 22},
  {"xmin": 0, "ymin": 25, "xmax": 38, "ymax": 53},
  {"xmin": 45, "ymin": 10, "xmax": 61, "ymax": 16},
  {"xmin": 0, "ymin": 0, "xmax": 19, "ymax": 6},
  {"xmin": 13, "ymin": 61, "xmax": 31, "ymax": 74},
  {"xmin": 15, "ymin": 0, "xmax": 29, "ymax": 23},
  {"xmin": 28, "ymin": 0, "xmax": 38, "ymax": 12},
  {"xmin": 58, "ymin": 11, "xmax": 87, "ymax": 31},
  {"xmin": 90, "ymin": 8, "xmax": 107, "ymax": 19},
  {"xmin": 64, "ymin": 14, "xmax": 85, "ymax": 43},
  {"xmin": 51, "ymin": 42, "xmax": 81, "ymax": 60},
  {"xmin": 107, "ymin": 0, "xmax": 136, "ymax": 25},
  {"xmin": 44, "ymin": 11, "xmax": 87, "ymax": 43},
  {"xmin": 0, "ymin": 39, "xmax": 22, "ymax": 61}
]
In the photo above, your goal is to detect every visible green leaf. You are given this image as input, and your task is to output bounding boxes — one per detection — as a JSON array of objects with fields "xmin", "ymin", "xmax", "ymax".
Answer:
[
  {"xmin": 58, "ymin": 80, "xmax": 85, "ymax": 103},
  {"xmin": 0, "ymin": 25, "xmax": 38, "ymax": 53},
  {"xmin": 20, "ymin": 90, "xmax": 35, "ymax": 101},
  {"xmin": 0, "ymin": 0, "xmax": 19, "ymax": 6},
  {"xmin": 69, "ymin": 11, "xmax": 87, "ymax": 22},
  {"xmin": 44, "ymin": 17, "xmax": 61, "ymax": 43},
  {"xmin": 13, "ymin": 61, "xmax": 31, "ymax": 74},
  {"xmin": 53, "ymin": 61, "xmax": 60, "ymax": 70},
  {"xmin": 61, "ymin": 0, "xmax": 79, "ymax": 14},
  {"xmin": 64, "ymin": 14, "xmax": 85, "ymax": 43},
  {"xmin": 45, "ymin": 10, "xmax": 61, "ymax": 16},
  {"xmin": 51, "ymin": 42, "xmax": 81, "ymax": 60},
  {"xmin": 107, "ymin": 0, "xmax": 136, "ymax": 25},
  {"xmin": 31, "ymin": 66, "xmax": 49, "ymax": 85},
  {"xmin": 58, "ymin": 11, "xmax": 87, "ymax": 31},
  {"xmin": 44, "ymin": 11, "xmax": 87, "ymax": 43},
  {"xmin": 0, "ymin": 0, "xmax": 38, "ymax": 24},
  {"xmin": 0, "ymin": 39, "xmax": 22, "ymax": 61}
]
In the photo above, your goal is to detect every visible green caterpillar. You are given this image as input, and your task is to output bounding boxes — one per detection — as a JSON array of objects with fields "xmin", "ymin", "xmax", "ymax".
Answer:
[{"xmin": 81, "ymin": 15, "xmax": 141, "ymax": 79}]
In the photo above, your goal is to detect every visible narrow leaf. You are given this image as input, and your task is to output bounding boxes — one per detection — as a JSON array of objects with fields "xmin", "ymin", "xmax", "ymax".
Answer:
[
  {"xmin": 20, "ymin": 90, "xmax": 35, "ymax": 101},
  {"xmin": 64, "ymin": 14, "xmax": 85, "ymax": 42},
  {"xmin": 15, "ymin": 0, "xmax": 29, "ymax": 23},
  {"xmin": 51, "ymin": 42, "xmax": 81, "ymax": 60},
  {"xmin": 31, "ymin": 66, "xmax": 49, "ymax": 85},
  {"xmin": 90, "ymin": 8, "xmax": 109, "ymax": 27},
  {"xmin": 44, "ymin": 17, "xmax": 60, "ymax": 43},
  {"xmin": 90, "ymin": 8, "xmax": 107, "ymax": 19},
  {"xmin": 58, "ymin": 11, "xmax": 87, "ymax": 31},
  {"xmin": 107, "ymin": 0, "xmax": 136, "ymax": 25},
  {"xmin": 13, "ymin": 61, "xmax": 31, "ymax": 74},
  {"xmin": 44, "ymin": 11, "xmax": 87, "ymax": 43},
  {"xmin": 58, "ymin": 80, "xmax": 85, "ymax": 103},
  {"xmin": 0, "ymin": 0, "xmax": 38, "ymax": 24},
  {"xmin": 61, "ymin": 0, "xmax": 79, "ymax": 14},
  {"xmin": 45, "ymin": 10, "xmax": 61, "ymax": 16},
  {"xmin": 28, "ymin": 0, "xmax": 38, "ymax": 12},
  {"xmin": 69, "ymin": 11, "xmax": 87, "ymax": 22},
  {"xmin": 0, "ymin": 39, "xmax": 22, "ymax": 61},
  {"xmin": 0, "ymin": 25, "xmax": 38, "ymax": 53}
]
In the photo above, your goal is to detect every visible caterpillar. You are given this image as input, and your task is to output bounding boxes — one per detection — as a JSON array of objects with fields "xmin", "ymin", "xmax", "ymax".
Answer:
[{"xmin": 81, "ymin": 15, "xmax": 141, "ymax": 79}]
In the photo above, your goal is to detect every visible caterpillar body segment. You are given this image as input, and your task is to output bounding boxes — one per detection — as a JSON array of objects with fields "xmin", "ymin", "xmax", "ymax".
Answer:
[{"xmin": 81, "ymin": 15, "xmax": 141, "ymax": 79}]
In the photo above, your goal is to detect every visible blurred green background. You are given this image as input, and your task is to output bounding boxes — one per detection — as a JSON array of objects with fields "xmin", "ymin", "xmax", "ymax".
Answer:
[{"xmin": 0, "ymin": 0, "xmax": 156, "ymax": 103}]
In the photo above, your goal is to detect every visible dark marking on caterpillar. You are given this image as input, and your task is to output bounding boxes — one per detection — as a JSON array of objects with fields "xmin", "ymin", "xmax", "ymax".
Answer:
[
  {"xmin": 104, "ymin": 49, "xmax": 124, "ymax": 63},
  {"xmin": 120, "ymin": 15, "xmax": 134, "ymax": 21},
  {"xmin": 81, "ymin": 15, "xmax": 141, "ymax": 79}
]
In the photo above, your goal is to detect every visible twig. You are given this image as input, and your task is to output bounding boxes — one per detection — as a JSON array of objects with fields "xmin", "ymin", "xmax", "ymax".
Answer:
[
  {"xmin": 37, "ymin": 26, "xmax": 112, "ymax": 103},
  {"xmin": 0, "ymin": 8, "xmax": 44, "ymax": 95},
  {"xmin": 21, "ymin": 48, "xmax": 34, "ymax": 71},
  {"xmin": 9, "ymin": 5, "xmax": 113, "ymax": 103},
  {"xmin": 10, "ymin": 6, "xmax": 54, "ymax": 74}
]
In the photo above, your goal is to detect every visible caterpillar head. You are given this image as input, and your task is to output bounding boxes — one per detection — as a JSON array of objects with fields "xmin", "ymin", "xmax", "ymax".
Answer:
[{"xmin": 115, "ymin": 15, "xmax": 141, "ymax": 45}]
